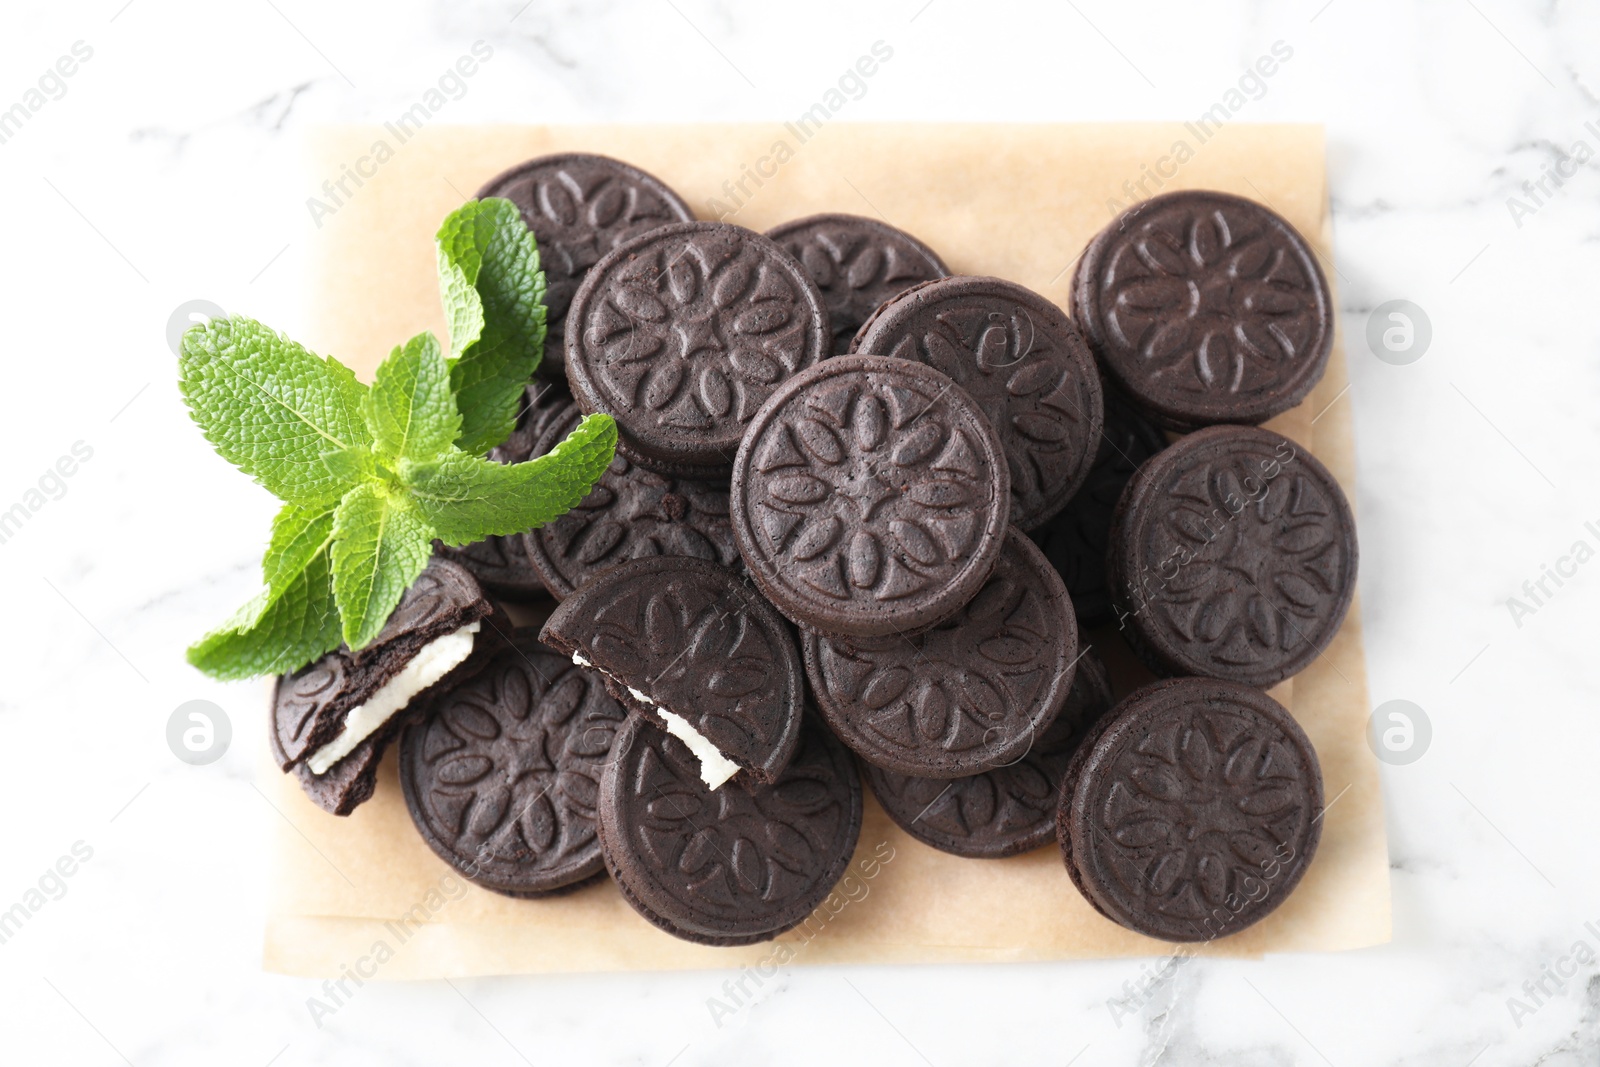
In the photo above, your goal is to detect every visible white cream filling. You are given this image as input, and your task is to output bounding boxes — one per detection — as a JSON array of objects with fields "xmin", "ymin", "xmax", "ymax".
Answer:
[
  {"xmin": 657, "ymin": 709, "xmax": 742, "ymax": 789},
  {"xmin": 569, "ymin": 651, "xmax": 741, "ymax": 789},
  {"xmin": 307, "ymin": 623, "xmax": 480, "ymax": 775}
]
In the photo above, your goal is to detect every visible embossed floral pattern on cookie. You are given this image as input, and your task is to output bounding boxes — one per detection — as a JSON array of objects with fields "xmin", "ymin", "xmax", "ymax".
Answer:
[
  {"xmin": 731, "ymin": 355, "xmax": 1010, "ymax": 637},
  {"xmin": 855, "ymin": 276, "xmax": 1103, "ymax": 529},
  {"xmin": 400, "ymin": 635, "xmax": 626, "ymax": 895},
  {"xmin": 600, "ymin": 715, "xmax": 861, "ymax": 938},
  {"xmin": 566, "ymin": 221, "xmax": 827, "ymax": 471},
  {"xmin": 540, "ymin": 557, "xmax": 804, "ymax": 783},
  {"xmin": 1109, "ymin": 425, "xmax": 1356, "ymax": 689},
  {"xmin": 767, "ymin": 213, "xmax": 949, "ymax": 354},
  {"xmin": 1061, "ymin": 679, "xmax": 1322, "ymax": 942},
  {"xmin": 804, "ymin": 529, "xmax": 1077, "ymax": 778},
  {"xmin": 862, "ymin": 648, "xmax": 1113, "ymax": 858},
  {"xmin": 1074, "ymin": 190, "xmax": 1332, "ymax": 429}
]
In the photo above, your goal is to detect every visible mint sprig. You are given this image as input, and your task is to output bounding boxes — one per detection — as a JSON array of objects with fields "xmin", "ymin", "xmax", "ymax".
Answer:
[{"xmin": 181, "ymin": 198, "xmax": 614, "ymax": 679}]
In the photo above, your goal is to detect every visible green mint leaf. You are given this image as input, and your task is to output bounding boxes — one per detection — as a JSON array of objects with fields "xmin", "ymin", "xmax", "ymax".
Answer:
[
  {"xmin": 330, "ymin": 482, "xmax": 434, "ymax": 650},
  {"xmin": 402, "ymin": 413, "xmax": 616, "ymax": 545},
  {"xmin": 262, "ymin": 502, "xmax": 337, "ymax": 592},
  {"xmin": 362, "ymin": 332, "xmax": 460, "ymax": 466},
  {"xmin": 179, "ymin": 316, "xmax": 371, "ymax": 506},
  {"xmin": 187, "ymin": 506, "xmax": 340, "ymax": 679},
  {"xmin": 436, "ymin": 217, "xmax": 487, "ymax": 358},
  {"xmin": 436, "ymin": 198, "xmax": 548, "ymax": 456},
  {"xmin": 319, "ymin": 445, "xmax": 374, "ymax": 486}
]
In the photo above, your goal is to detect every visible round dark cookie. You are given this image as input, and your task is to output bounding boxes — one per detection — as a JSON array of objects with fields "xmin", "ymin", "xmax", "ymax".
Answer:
[
  {"xmin": 522, "ymin": 402, "xmax": 742, "ymax": 600},
  {"xmin": 598, "ymin": 714, "xmax": 862, "ymax": 944},
  {"xmin": 398, "ymin": 628, "xmax": 627, "ymax": 897},
  {"xmin": 802, "ymin": 529, "xmax": 1076, "ymax": 778},
  {"xmin": 729, "ymin": 354, "xmax": 1010, "ymax": 638},
  {"xmin": 1056, "ymin": 678, "xmax": 1323, "ymax": 942},
  {"xmin": 565, "ymin": 220, "xmax": 828, "ymax": 474},
  {"xmin": 1107, "ymin": 425, "xmax": 1356, "ymax": 689},
  {"xmin": 539, "ymin": 557, "xmax": 803, "ymax": 785},
  {"xmin": 477, "ymin": 153, "xmax": 694, "ymax": 378},
  {"xmin": 1029, "ymin": 390, "xmax": 1168, "ymax": 625},
  {"xmin": 1071, "ymin": 189, "xmax": 1333, "ymax": 431},
  {"xmin": 854, "ymin": 275, "xmax": 1104, "ymax": 530},
  {"xmin": 863, "ymin": 646, "xmax": 1112, "ymax": 858},
  {"xmin": 765, "ymin": 213, "xmax": 949, "ymax": 355},
  {"xmin": 435, "ymin": 382, "xmax": 573, "ymax": 600}
]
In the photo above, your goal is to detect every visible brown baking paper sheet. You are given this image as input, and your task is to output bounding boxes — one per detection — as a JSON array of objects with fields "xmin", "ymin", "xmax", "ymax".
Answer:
[{"xmin": 263, "ymin": 123, "xmax": 1389, "ymax": 977}]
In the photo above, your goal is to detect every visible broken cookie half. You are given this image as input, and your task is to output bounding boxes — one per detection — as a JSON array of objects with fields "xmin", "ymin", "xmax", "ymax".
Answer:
[
  {"xmin": 270, "ymin": 559, "xmax": 500, "ymax": 815},
  {"xmin": 540, "ymin": 556, "xmax": 802, "ymax": 789}
]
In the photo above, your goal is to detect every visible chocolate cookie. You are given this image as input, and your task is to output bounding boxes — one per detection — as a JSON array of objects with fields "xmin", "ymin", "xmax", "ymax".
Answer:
[
  {"xmin": 291, "ymin": 731, "xmax": 388, "ymax": 819},
  {"xmin": 270, "ymin": 560, "xmax": 496, "ymax": 815},
  {"xmin": 853, "ymin": 275, "xmax": 1104, "ymax": 530},
  {"xmin": 1107, "ymin": 425, "xmax": 1356, "ymax": 689},
  {"xmin": 399, "ymin": 628, "xmax": 627, "ymax": 897},
  {"xmin": 730, "ymin": 354, "xmax": 1010, "ymax": 638},
  {"xmin": 521, "ymin": 402, "xmax": 742, "ymax": 599},
  {"xmin": 803, "ymin": 529, "xmax": 1077, "ymax": 778},
  {"xmin": 1072, "ymin": 190, "xmax": 1333, "ymax": 431},
  {"xmin": 864, "ymin": 646, "xmax": 1112, "ymax": 858},
  {"xmin": 434, "ymin": 381, "xmax": 573, "ymax": 600},
  {"xmin": 598, "ymin": 714, "xmax": 862, "ymax": 945},
  {"xmin": 565, "ymin": 220, "xmax": 828, "ymax": 476},
  {"xmin": 477, "ymin": 153, "xmax": 694, "ymax": 378},
  {"xmin": 1029, "ymin": 391, "xmax": 1168, "ymax": 625},
  {"xmin": 539, "ymin": 557, "xmax": 802, "ymax": 787},
  {"xmin": 1057, "ymin": 678, "xmax": 1323, "ymax": 941},
  {"xmin": 765, "ymin": 213, "xmax": 949, "ymax": 354}
]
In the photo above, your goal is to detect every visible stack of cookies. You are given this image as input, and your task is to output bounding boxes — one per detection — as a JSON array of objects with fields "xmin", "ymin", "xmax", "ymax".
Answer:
[{"xmin": 275, "ymin": 154, "xmax": 1356, "ymax": 947}]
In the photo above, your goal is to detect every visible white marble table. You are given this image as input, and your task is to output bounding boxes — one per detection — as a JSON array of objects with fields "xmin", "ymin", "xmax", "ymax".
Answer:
[{"xmin": 2, "ymin": 1, "xmax": 1596, "ymax": 1063}]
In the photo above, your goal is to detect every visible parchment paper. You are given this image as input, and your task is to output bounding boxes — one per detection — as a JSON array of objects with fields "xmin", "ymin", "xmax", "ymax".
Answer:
[{"xmin": 263, "ymin": 123, "xmax": 1389, "ymax": 977}]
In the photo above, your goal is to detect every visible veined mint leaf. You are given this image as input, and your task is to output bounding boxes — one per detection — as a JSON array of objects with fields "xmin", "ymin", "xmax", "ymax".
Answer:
[
  {"xmin": 402, "ymin": 412, "xmax": 616, "ymax": 545},
  {"xmin": 319, "ymin": 445, "xmax": 374, "ymax": 486},
  {"xmin": 436, "ymin": 198, "xmax": 547, "ymax": 456},
  {"xmin": 330, "ymin": 482, "xmax": 434, "ymax": 650},
  {"xmin": 179, "ymin": 316, "xmax": 371, "ymax": 506},
  {"xmin": 262, "ymin": 502, "xmax": 337, "ymax": 592},
  {"xmin": 189, "ymin": 502, "xmax": 341, "ymax": 679},
  {"xmin": 362, "ymin": 332, "xmax": 460, "ymax": 466},
  {"xmin": 188, "ymin": 530, "xmax": 340, "ymax": 682},
  {"xmin": 437, "ymin": 216, "xmax": 487, "ymax": 359}
]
